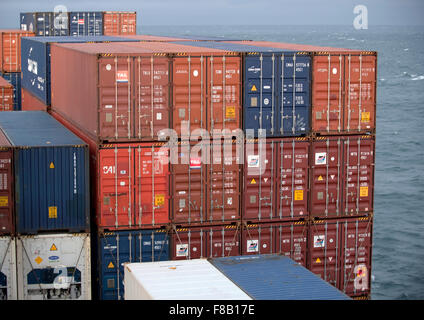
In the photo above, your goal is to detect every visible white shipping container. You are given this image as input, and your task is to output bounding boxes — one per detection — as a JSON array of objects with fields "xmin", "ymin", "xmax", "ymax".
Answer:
[
  {"xmin": 0, "ymin": 236, "xmax": 17, "ymax": 300},
  {"xmin": 16, "ymin": 233, "xmax": 91, "ymax": 300},
  {"xmin": 124, "ymin": 258, "xmax": 252, "ymax": 300}
]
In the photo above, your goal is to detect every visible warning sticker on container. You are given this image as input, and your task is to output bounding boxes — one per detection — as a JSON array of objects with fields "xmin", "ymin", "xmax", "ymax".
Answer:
[
  {"xmin": 155, "ymin": 194, "xmax": 165, "ymax": 207},
  {"xmin": 247, "ymin": 240, "xmax": 259, "ymax": 252},
  {"xmin": 176, "ymin": 244, "xmax": 189, "ymax": 257},
  {"xmin": 247, "ymin": 155, "xmax": 260, "ymax": 168},
  {"xmin": 294, "ymin": 190, "xmax": 303, "ymax": 201},
  {"xmin": 0, "ymin": 196, "xmax": 8, "ymax": 207},
  {"xmin": 50, "ymin": 244, "xmax": 57, "ymax": 251},
  {"xmin": 361, "ymin": 112, "xmax": 370, "ymax": 123},
  {"xmin": 314, "ymin": 235, "xmax": 325, "ymax": 248},
  {"xmin": 108, "ymin": 262, "xmax": 115, "ymax": 269},
  {"xmin": 225, "ymin": 106, "xmax": 236, "ymax": 119},
  {"xmin": 116, "ymin": 70, "xmax": 129, "ymax": 83},
  {"xmin": 250, "ymin": 84, "xmax": 257, "ymax": 92},
  {"xmin": 35, "ymin": 256, "xmax": 43, "ymax": 265},
  {"xmin": 360, "ymin": 186, "xmax": 369, "ymax": 197},
  {"xmin": 315, "ymin": 152, "xmax": 327, "ymax": 165},
  {"xmin": 49, "ymin": 206, "xmax": 57, "ymax": 219},
  {"xmin": 190, "ymin": 157, "xmax": 202, "ymax": 169}
]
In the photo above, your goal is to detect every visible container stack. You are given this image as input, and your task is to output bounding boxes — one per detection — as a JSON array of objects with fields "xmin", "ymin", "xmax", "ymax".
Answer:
[
  {"xmin": 20, "ymin": 11, "xmax": 137, "ymax": 37},
  {"xmin": 0, "ymin": 29, "xmax": 35, "ymax": 111},
  {"xmin": 0, "ymin": 111, "xmax": 91, "ymax": 300}
]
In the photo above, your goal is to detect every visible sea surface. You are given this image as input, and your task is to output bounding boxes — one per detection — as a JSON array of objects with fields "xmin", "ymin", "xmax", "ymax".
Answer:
[{"xmin": 141, "ymin": 25, "xmax": 424, "ymax": 300}]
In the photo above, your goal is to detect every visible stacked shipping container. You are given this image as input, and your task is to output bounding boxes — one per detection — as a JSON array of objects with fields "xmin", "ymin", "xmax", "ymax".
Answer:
[{"xmin": 0, "ymin": 112, "xmax": 91, "ymax": 300}]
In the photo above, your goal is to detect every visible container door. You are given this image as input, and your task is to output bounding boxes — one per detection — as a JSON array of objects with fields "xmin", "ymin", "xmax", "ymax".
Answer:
[
  {"xmin": 207, "ymin": 141, "xmax": 241, "ymax": 223},
  {"xmin": 342, "ymin": 136, "xmax": 374, "ymax": 216},
  {"xmin": 339, "ymin": 217, "xmax": 373, "ymax": 298},
  {"xmin": 35, "ymin": 13, "xmax": 53, "ymax": 36},
  {"xmin": 134, "ymin": 144, "xmax": 170, "ymax": 227},
  {"xmin": 310, "ymin": 137, "xmax": 343, "ymax": 218},
  {"xmin": 172, "ymin": 56, "xmax": 207, "ymax": 139},
  {"xmin": 1, "ymin": 32, "xmax": 21, "ymax": 72},
  {"xmin": 244, "ymin": 140, "xmax": 275, "ymax": 221},
  {"xmin": 242, "ymin": 224, "xmax": 274, "ymax": 255},
  {"xmin": 274, "ymin": 222, "xmax": 308, "ymax": 267},
  {"xmin": 99, "ymin": 146, "xmax": 134, "ymax": 229},
  {"xmin": 278, "ymin": 53, "xmax": 311, "ymax": 136},
  {"xmin": 171, "ymin": 227, "xmax": 206, "ymax": 260},
  {"xmin": 98, "ymin": 56, "xmax": 134, "ymax": 141},
  {"xmin": 70, "ymin": 13, "xmax": 85, "ymax": 36},
  {"xmin": 276, "ymin": 138, "xmax": 309, "ymax": 220},
  {"xmin": 244, "ymin": 54, "xmax": 276, "ymax": 137},
  {"xmin": 207, "ymin": 226, "xmax": 241, "ymax": 258},
  {"xmin": 134, "ymin": 56, "xmax": 170, "ymax": 141},
  {"xmin": 312, "ymin": 54, "xmax": 344, "ymax": 134},
  {"xmin": 134, "ymin": 230, "xmax": 170, "ymax": 262},
  {"xmin": 171, "ymin": 143, "xmax": 206, "ymax": 224},
  {"xmin": 99, "ymin": 231, "xmax": 133, "ymax": 300},
  {"xmin": 0, "ymin": 149, "xmax": 13, "ymax": 235},
  {"xmin": 207, "ymin": 55, "xmax": 241, "ymax": 137},
  {"xmin": 309, "ymin": 220, "xmax": 340, "ymax": 289},
  {"xmin": 0, "ymin": 86, "xmax": 13, "ymax": 111},
  {"xmin": 344, "ymin": 54, "xmax": 376, "ymax": 133},
  {"xmin": 0, "ymin": 237, "xmax": 17, "ymax": 300}
]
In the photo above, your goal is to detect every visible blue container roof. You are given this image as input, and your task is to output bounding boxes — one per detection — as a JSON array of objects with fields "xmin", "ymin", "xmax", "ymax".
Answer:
[
  {"xmin": 24, "ymin": 35, "xmax": 139, "ymax": 44},
  {"xmin": 209, "ymin": 254, "xmax": 351, "ymax": 300},
  {"xmin": 0, "ymin": 111, "xmax": 86, "ymax": 147},
  {"xmin": 171, "ymin": 41, "xmax": 295, "ymax": 53}
]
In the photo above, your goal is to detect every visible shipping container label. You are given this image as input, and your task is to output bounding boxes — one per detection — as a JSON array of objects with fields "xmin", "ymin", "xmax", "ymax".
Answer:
[
  {"xmin": 314, "ymin": 235, "xmax": 325, "ymax": 248},
  {"xmin": 189, "ymin": 158, "xmax": 202, "ymax": 169},
  {"xmin": 246, "ymin": 240, "xmax": 259, "ymax": 252},
  {"xmin": 315, "ymin": 152, "xmax": 327, "ymax": 165},
  {"xmin": 226, "ymin": 106, "xmax": 236, "ymax": 119},
  {"xmin": 48, "ymin": 206, "xmax": 57, "ymax": 219},
  {"xmin": 361, "ymin": 112, "xmax": 370, "ymax": 123},
  {"xmin": 154, "ymin": 194, "xmax": 165, "ymax": 207},
  {"xmin": 176, "ymin": 244, "xmax": 188, "ymax": 257},
  {"xmin": 294, "ymin": 190, "xmax": 304, "ymax": 201},
  {"xmin": 0, "ymin": 196, "xmax": 8, "ymax": 207},
  {"xmin": 116, "ymin": 71, "xmax": 129, "ymax": 83},
  {"xmin": 247, "ymin": 155, "xmax": 260, "ymax": 168},
  {"xmin": 35, "ymin": 256, "xmax": 43, "ymax": 264},
  {"xmin": 360, "ymin": 186, "xmax": 369, "ymax": 197}
]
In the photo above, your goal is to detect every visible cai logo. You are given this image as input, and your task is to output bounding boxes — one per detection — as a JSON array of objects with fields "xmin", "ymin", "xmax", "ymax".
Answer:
[
  {"xmin": 314, "ymin": 235, "xmax": 325, "ymax": 248},
  {"xmin": 176, "ymin": 244, "xmax": 188, "ymax": 257},
  {"xmin": 247, "ymin": 155, "xmax": 260, "ymax": 168},
  {"xmin": 315, "ymin": 152, "xmax": 327, "ymax": 165},
  {"xmin": 247, "ymin": 240, "xmax": 259, "ymax": 252}
]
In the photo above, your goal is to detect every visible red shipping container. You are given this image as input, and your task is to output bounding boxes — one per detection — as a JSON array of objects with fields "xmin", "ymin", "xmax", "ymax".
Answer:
[
  {"xmin": 49, "ymin": 110, "xmax": 170, "ymax": 231},
  {"xmin": 21, "ymin": 87, "xmax": 48, "ymax": 111},
  {"xmin": 0, "ymin": 130, "xmax": 14, "ymax": 235},
  {"xmin": 170, "ymin": 140, "xmax": 241, "ymax": 225},
  {"xmin": 171, "ymin": 224, "xmax": 241, "ymax": 260},
  {"xmin": 241, "ymin": 223, "xmax": 275, "ymax": 255},
  {"xmin": 103, "ymin": 12, "xmax": 137, "ymax": 36},
  {"xmin": 229, "ymin": 40, "xmax": 377, "ymax": 135},
  {"xmin": 0, "ymin": 76, "xmax": 13, "ymax": 111},
  {"xmin": 244, "ymin": 137, "xmax": 309, "ymax": 222},
  {"xmin": 0, "ymin": 30, "xmax": 35, "ymax": 72},
  {"xmin": 310, "ymin": 135, "xmax": 374, "ymax": 218}
]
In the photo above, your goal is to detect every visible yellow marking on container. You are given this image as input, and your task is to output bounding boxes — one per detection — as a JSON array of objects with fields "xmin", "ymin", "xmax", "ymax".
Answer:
[
  {"xmin": 316, "ymin": 258, "xmax": 321, "ymax": 263},
  {"xmin": 49, "ymin": 206, "xmax": 57, "ymax": 219},
  {"xmin": 0, "ymin": 196, "xmax": 8, "ymax": 207},
  {"xmin": 155, "ymin": 194, "xmax": 165, "ymax": 207},
  {"xmin": 360, "ymin": 187, "xmax": 369, "ymax": 197},
  {"xmin": 49, "ymin": 162, "xmax": 55, "ymax": 169},
  {"xmin": 318, "ymin": 175, "xmax": 324, "ymax": 181},
  {"xmin": 361, "ymin": 112, "xmax": 370, "ymax": 123},
  {"xmin": 225, "ymin": 106, "xmax": 236, "ymax": 119},
  {"xmin": 250, "ymin": 178, "xmax": 257, "ymax": 184},
  {"xmin": 251, "ymin": 85, "xmax": 257, "ymax": 92},
  {"xmin": 294, "ymin": 190, "xmax": 304, "ymax": 201},
  {"xmin": 35, "ymin": 256, "xmax": 43, "ymax": 265},
  {"xmin": 50, "ymin": 244, "xmax": 57, "ymax": 251},
  {"xmin": 107, "ymin": 262, "xmax": 115, "ymax": 269}
]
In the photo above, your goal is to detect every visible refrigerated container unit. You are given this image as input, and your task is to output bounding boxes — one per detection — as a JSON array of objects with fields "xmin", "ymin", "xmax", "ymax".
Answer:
[
  {"xmin": 103, "ymin": 11, "xmax": 137, "ymax": 36},
  {"xmin": 244, "ymin": 137, "xmax": 309, "ymax": 223},
  {"xmin": 0, "ymin": 75, "xmax": 14, "ymax": 111},
  {"xmin": 16, "ymin": 233, "xmax": 91, "ymax": 300},
  {"xmin": 20, "ymin": 12, "xmax": 69, "ymax": 36},
  {"xmin": 69, "ymin": 12, "xmax": 103, "ymax": 36},
  {"xmin": 171, "ymin": 41, "xmax": 312, "ymax": 137},
  {"xmin": 124, "ymin": 255, "xmax": 350, "ymax": 300},
  {"xmin": 308, "ymin": 216, "xmax": 373, "ymax": 299},
  {"xmin": 227, "ymin": 41, "xmax": 377, "ymax": 136},
  {"xmin": 94, "ymin": 229, "xmax": 170, "ymax": 300},
  {"xmin": 21, "ymin": 36, "xmax": 140, "ymax": 107},
  {"xmin": 0, "ymin": 236, "xmax": 17, "ymax": 300},
  {"xmin": 0, "ymin": 71, "xmax": 21, "ymax": 110},
  {"xmin": 0, "ymin": 111, "xmax": 90, "ymax": 235},
  {"xmin": 0, "ymin": 29, "xmax": 35, "ymax": 73}
]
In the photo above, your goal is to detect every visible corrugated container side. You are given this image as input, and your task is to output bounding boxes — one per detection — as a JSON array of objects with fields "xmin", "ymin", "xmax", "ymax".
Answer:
[
  {"xmin": 0, "ymin": 30, "xmax": 35, "ymax": 72},
  {"xmin": 0, "ymin": 76, "xmax": 14, "ymax": 111},
  {"xmin": 0, "ymin": 131, "xmax": 14, "ymax": 235},
  {"xmin": 0, "ymin": 236, "xmax": 17, "ymax": 300},
  {"xmin": 103, "ymin": 12, "xmax": 137, "ymax": 36},
  {"xmin": 0, "ymin": 72, "xmax": 21, "ymax": 110},
  {"xmin": 16, "ymin": 233, "xmax": 91, "ymax": 300},
  {"xmin": 274, "ymin": 221, "xmax": 308, "ymax": 267},
  {"xmin": 69, "ymin": 12, "xmax": 103, "ymax": 36},
  {"xmin": 21, "ymin": 87, "xmax": 48, "ymax": 111},
  {"xmin": 97, "ymin": 229, "xmax": 170, "ymax": 300},
  {"xmin": 242, "ymin": 223, "xmax": 275, "ymax": 255}
]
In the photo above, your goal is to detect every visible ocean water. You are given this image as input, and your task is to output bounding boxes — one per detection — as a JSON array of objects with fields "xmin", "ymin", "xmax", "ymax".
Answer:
[{"xmin": 141, "ymin": 25, "xmax": 424, "ymax": 300}]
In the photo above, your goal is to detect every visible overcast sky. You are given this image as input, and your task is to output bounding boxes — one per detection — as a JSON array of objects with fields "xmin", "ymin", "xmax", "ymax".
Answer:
[{"xmin": 0, "ymin": 0, "xmax": 423, "ymax": 28}]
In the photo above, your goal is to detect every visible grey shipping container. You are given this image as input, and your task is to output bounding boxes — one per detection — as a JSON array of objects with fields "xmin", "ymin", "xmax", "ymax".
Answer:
[{"xmin": 0, "ymin": 111, "xmax": 90, "ymax": 234}]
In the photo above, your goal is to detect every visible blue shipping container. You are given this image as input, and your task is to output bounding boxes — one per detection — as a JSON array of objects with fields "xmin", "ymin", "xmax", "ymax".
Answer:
[
  {"xmin": 20, "ymin": 12, "xmax": 69, "ymax": 36},
  {"xmin": 0, "ymin": 72, "xmax": 21, "ymax": 110},
  {"xmin": 21, "ymin": 36, "xmax": 139, "ymax": 106},
  {"xmin": 69, "ymin": 12, "xmax": 103, "ymax": 36},
  {"xmin": 172, "ymin": 41, "xmax": 311, "ymax": 137},
  {"xmin": 0, "ymin": 111, "xmax": 90, "ymax": 234},
  {"xmin": 209, "ymin": 254, "xmax": 351, "ymax": 300},
  {"xmin": 97, "ymin": 229, "xmax": 170, "ymax": 300}
]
